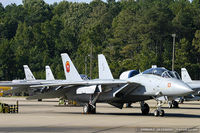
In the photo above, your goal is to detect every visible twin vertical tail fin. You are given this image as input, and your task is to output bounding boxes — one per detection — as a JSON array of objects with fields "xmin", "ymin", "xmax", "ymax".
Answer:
[
  {"xmin": 98, "ymin": 54, "xmax": 113, "ymax": 79},
  {"xmin": 61, "ymin": 53, "xmax": 83, "ymax": 81},
  {"xmin": 60, "ymin": 53, "xmax": 112, "ymax": 81},
  {"xmin": 45, "ymin": 66, "xmax": 55, "ymax": 80},
  {"xmin": 23, "ymin": 65, "xmax": 36, "ymax": 80},
  {"xmin": 181, "ymin": 68, "xmax": 192, "ymax": 82}
]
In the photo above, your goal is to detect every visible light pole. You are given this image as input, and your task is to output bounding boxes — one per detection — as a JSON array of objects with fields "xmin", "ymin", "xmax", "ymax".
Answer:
[
  {"xmin": 85, "ymin": 56, "xmax": 87, "ymax": 76},
  {"xmin": 89, "ymin": 45, "xmax": 93, "ymax": 79},
  {"xmin": 172, "ymin": 34, "xmax": 176, "ymax": 71}
]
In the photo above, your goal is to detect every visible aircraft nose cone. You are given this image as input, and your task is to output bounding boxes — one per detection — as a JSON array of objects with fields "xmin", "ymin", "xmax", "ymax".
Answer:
[
  {"xmin": 179, "ymin": 83, "xmax": 193, "ymax": 95},
  {"xmin": 170, "ymin": 79, "xmax": 193, "ymax": 96}
]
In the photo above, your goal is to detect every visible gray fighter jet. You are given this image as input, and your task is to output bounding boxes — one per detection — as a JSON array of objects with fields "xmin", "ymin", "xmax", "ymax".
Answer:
[
  {"xmin": 28, "ymin": 53, "xmax": 193, "ymax": 116},
  {"xmin": 0, "ymin": 65, "xmax": 43, "ymax": 95},
  {"xmin": 181, "ymin": 68, "xmax": 200, "ymax": 101},
  {"xmin": 149, "ymin": 67, "xmax": 200, "ymax": 108},
  {"xmin": 0, "ymin": 65, "xmax": 57, "ymax": 96}
]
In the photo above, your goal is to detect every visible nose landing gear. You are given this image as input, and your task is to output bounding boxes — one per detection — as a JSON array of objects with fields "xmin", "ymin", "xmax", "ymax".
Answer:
[
  {"xmin": 154, "ymin": 108, "xmax": 165, "ymax": 117},
  {"xmin": 154, "ymin": 101, "xmax": 165, "ymax": 117}
]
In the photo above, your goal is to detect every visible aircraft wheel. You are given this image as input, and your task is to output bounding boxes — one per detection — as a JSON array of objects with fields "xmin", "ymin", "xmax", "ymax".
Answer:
[
  {"xmin": 172, "ymin": 101, "xmax": 179, "ymax": 108},
  {"xmin": 179, "ymin": 99, "xmax": 184, "ymax": 104},
  {"xmin": 168, "ymin": 101, "xmax": 172, "ymax": 108},
  {"xmin": 90, "ymin": 107, "xmax": 96, "ymax": 114},
  {"xmin": 83, "ymin": 104, "xmax": 96, "ymax": 114},
  {"xmin": 141, "ymin": 103, "xmax": 149, "ymax": 115},
  {"xmin": 160, "ymin": 110, "xmax": 165, "ymax": 117},
  {"xmin": 154, "ymin": 110, "xmax": 159, "ymax": 117},
  {"xmin": 168, "ymin": 104, "xmax": 172, "ymax": 108},
  {"xmin": 83, "ymin": 104, "xmax": 90, "ymax": 114}
]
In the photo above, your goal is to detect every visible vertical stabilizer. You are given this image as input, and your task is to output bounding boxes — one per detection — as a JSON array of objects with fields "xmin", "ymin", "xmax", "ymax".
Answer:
[
  {"xmin": 46, "ymin": 66, "xmax": 55, "ymax": 80},
  {"xmin": 181, "ymin": 68, "xmax": 192, "ymax": 82},
  {"xmin": 98, "ymin": 54, "xmax": 113, "ymax": 79},
  {"xmin": 23, "ymin": 65, "xmax": 36, "ymax": 80},
  {"xmin": 61, "ymin": 53, "xmax": 82, "ymax": 81}
]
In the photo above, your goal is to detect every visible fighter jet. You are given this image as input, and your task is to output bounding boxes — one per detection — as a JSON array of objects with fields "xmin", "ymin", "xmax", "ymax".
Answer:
[
  {"xmin": 181, "ymin": 68, "xmax": 200, "ymax": 101},
  {"xmin": 28, "ymin": 53, "xmax": 193, "ymax": 117},
  {"xmin": 1, "ymin": 65, "xmax": 42, "ymax": 95},
  {"xmin": 0, "ymin": 65, "xmax": 57, "ymax": 96},
  {"xmin": 156, "ymin": 68, "xmax": 200, "ymax": 108}
]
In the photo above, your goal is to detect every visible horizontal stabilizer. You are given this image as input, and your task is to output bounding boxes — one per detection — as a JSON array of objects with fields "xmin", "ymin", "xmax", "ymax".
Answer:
[
  {"xmin": 0, "ymin": 82, "xmax": 39, "ymax": 87},
  {"xmin": 27, "ymin": 86, "xmax": 69, "ymax": 100},
  {"xmin": 27, "ymin": 92, "xmax": 62, "ymax": 100}
]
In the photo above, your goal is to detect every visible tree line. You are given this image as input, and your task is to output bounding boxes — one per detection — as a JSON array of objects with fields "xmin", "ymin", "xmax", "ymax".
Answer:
[{"xmin": 0, "ymin": 0, "xmax": 200, "ymax": 80}]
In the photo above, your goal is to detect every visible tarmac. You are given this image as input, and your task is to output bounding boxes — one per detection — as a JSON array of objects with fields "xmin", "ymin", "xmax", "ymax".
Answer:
[{"xmin": 0, "ymin": 97, "xmax": 200, "ymax": 133}]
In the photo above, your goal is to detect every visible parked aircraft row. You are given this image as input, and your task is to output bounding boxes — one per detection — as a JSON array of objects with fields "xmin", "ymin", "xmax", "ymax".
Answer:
[
  {"xmin": 1, "ymin": 65, "xmax": 56, "ymax": 97},
  {"xmin": 0, "ymin": 53, "xmax": 199, "ymax": 117}
]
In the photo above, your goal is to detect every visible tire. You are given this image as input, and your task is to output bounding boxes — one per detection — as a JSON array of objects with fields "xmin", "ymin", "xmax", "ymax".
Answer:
[
  {"xmin": 38, "ymin": 99, "xmax": 42, "ymax": 102},
  {"xmin": 168, "ymin": 102, "xmax": 172, "ymax": 108},
  {"xmin": 83, "ymin": 104, "xmax": 90, "ymax": 114},
  {"xmin": 83, "ymin": 104, "xmax": 96, "ymax": 114},
  {"xmin": 141, "ymin": 103, "xmax": 149, "ymax": 115},
  {"xmin": 3, "ymin": 108, "xmax": 5, "ymax": 113},
  {"xmin": 154, "ymin": 110, "xmax": 159, "ymax": 117},
  {"xmin": 172, "ymin": 101, "xmax": 179, "ymax": 108},
  {"xmin": 90, "ymin": 107, "xmax": 96, "ymax": 114},
  {"xmin": 179, "ymin": 99, "xmax": 184, "ymax": 104},
  {"xmin": 160, "ymin": 110, "xmax": 165, "ymax": 117},
  {"xmin": 168, "ymin": 104, "xmax": 172, "ymax": 108}
]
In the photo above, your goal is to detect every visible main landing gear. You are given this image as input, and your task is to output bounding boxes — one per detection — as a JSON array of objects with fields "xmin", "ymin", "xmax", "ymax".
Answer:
[
  {"xmin": 140, "ymin": 101, "xmax": 150, "ymax": 115},
  {"xmin": 82, "ymin": 93, "xmax": 100, "ymax": 114},
  {"xmin": 168, "ymin": 100, "xmax": 179, "ymax": 108},
  {"xmin": 83, "ymin": 103, "xmax": 96, "ymax": 114},
  {"xmin": 154, "ymin": 101, "xmax": 165, "ymax": 117}
]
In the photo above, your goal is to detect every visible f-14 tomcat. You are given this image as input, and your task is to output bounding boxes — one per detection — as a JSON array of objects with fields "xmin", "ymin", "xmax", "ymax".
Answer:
[
  {"xmin": 0, "ymin": 65, "xmax": 56, "ymax": 97},
  {"xmin": 28, "ymin": 53, "xmax": 193, "ymax": 117},
  {"xmin": 176, "ymin": 68, "xmax": 200, "ymax": 103},
  {"xmin": 181, "ymin": 68, "xmax": 200, "ymax": 100}
]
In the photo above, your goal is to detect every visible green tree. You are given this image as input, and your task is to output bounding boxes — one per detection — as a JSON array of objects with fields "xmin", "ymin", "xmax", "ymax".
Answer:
[
  {"xmin": 0, "ymin": 39, "xmax": 16, "ymax": 80},
  {"xmin": 23, "ymin": 0, "xmax": 52, "ymax": 26}
]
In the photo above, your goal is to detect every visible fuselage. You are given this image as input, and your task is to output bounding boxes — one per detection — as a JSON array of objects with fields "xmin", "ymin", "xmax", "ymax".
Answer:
[
  {"xmin": 186, "ymin": 81, "xmax": 200, "ymax": 91},
  {"xmin": 128, "ymin": 74, "xmax": 192, "ymax": 96},
  {"xmin": 66, "ymin": 72, "xmax": 193, "ymax": 104}
]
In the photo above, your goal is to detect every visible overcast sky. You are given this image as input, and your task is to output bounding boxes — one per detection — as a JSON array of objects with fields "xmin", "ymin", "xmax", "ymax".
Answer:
[{"xmin": 0, "ymin": 0, "xmax": 104, "ymax": 7}]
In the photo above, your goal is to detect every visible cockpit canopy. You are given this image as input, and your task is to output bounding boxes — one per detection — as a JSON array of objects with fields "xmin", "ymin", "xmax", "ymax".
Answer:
[
  {"xmin": 171, "ymin": 71, "xmax": 181, "ymax": 80},
  {"xmin": 142, "ymin": 67, "xmax": 181, "ymax": 79}
]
